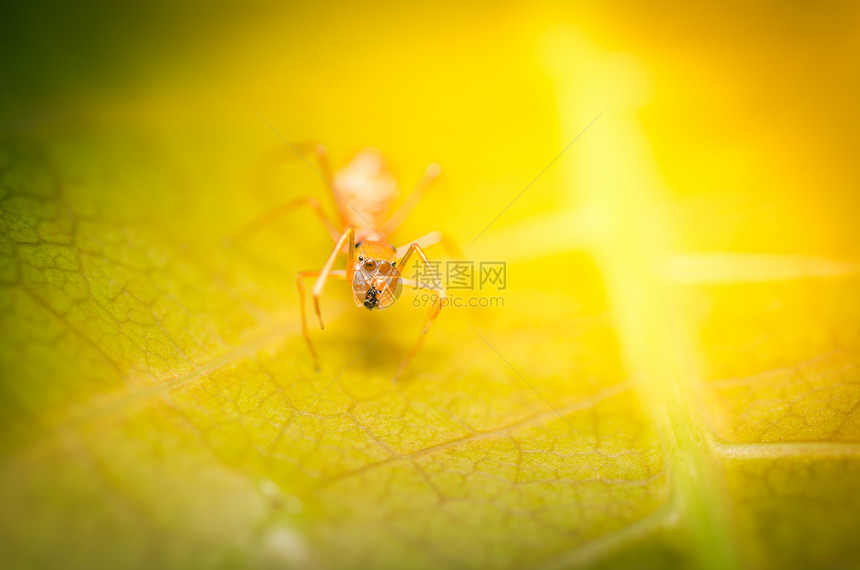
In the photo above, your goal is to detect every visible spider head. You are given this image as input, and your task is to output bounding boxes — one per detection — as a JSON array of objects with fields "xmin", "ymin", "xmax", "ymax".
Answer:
[{"xmin": 352, "ymin": 240, "xmax": 401, "ymax": 310}]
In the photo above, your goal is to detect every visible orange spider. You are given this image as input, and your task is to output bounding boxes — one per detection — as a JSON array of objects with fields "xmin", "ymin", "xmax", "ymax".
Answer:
[{"xmin": 238, "ymin": 145, "xmax": 450, "ymax": 379}]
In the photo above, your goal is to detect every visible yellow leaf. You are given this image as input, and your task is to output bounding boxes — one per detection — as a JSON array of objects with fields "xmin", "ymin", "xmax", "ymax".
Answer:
[{"xmin": 1, "ymin": 3, "xmax": 859, "ymax": 569}]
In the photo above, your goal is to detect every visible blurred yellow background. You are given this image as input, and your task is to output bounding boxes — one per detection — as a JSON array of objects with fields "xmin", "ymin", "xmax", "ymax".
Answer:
[{"xmin": 5, "ymin": 0, "xmax": 859, "ymax": 256}]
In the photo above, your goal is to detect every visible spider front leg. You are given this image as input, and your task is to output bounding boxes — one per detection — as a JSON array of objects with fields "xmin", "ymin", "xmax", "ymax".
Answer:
[
  {"xmin": 398, "ymin": 242, "xmax": 447, "ymax": 333},
  {"xmin": 311, "ymin": 225, "xmax": 355, "ymax": 330},
  {"xmin": 392, "ymin": 277, "xmax": 444, "ymax": 381},
  {"xmin": 296, "ymin": 225, "xmax": 354, "ymax": 372},
  {"xmin": 297, "ymin": 269, "xmax": 345, "ymax": 371},
  {"xmin": 393, "ymin": 243, "xmax": 447, "ymax": 381}
]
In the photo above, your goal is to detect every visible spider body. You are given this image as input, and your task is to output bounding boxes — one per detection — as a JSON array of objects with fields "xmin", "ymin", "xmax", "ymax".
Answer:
[
  {"xmin": 332, "ymin": 149, "xmax": 397, "ymax": 240},
  {"xmin": 239, "ymin": 145, "xmax": 450, "ymax": 379}
]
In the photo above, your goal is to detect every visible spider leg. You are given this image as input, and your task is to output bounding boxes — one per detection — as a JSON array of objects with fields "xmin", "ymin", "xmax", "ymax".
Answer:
[
  {"xmin": 311, "ymin": 225, "xmax": 355, "ymax": 330},
  {"xmin": 395, "ymin": 230, "xmax": 463, "ymax": 259},
  {"xmin": 230, "ymin": 196, "xmax": 339, "ymax": 245},
  {"xmin": 297, "ymin": 269, "xmax": 345, "ymax": 371},
  {"xmin": 381, "ymin": 162, "xmax": 441, "ymax": 237},
  {"xmin": 398, "ymin": 242, "xmax": 447, "ymax": 333},
  {"xmin": 392, "ymin": 244, "xmax": 447, "ymax": 381},
  {"xmin": 230, "ymin": 140, "xmax": 342, "ymax": 246}
]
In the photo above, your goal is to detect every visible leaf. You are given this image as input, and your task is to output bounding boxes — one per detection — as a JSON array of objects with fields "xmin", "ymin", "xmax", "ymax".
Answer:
[
  {"xmin": 2, "ymin": 4, "xmax": 859, "ymax": 570},
  {"xmin": 0, "ymin": 132, "xmax": 664, "ymax": 569}
]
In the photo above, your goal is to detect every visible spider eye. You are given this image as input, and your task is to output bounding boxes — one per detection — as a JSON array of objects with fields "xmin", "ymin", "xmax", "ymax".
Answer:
[
  {"xmin": 363, "ymin": 259, "xmax": 377, "ymax": 272},
  {"xmin": 377, "ymin": 261, "xmax": 391, "ymax": 274},
  {"xmin": 358, "ymin": 256, "xmax": 364, "ymax": 262}
]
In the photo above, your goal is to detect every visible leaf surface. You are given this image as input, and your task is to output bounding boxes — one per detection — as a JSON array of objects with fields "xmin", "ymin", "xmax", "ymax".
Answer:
[{"xmin": 1, "ymin": 3, "xmax": 859, "ymax": 569}]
